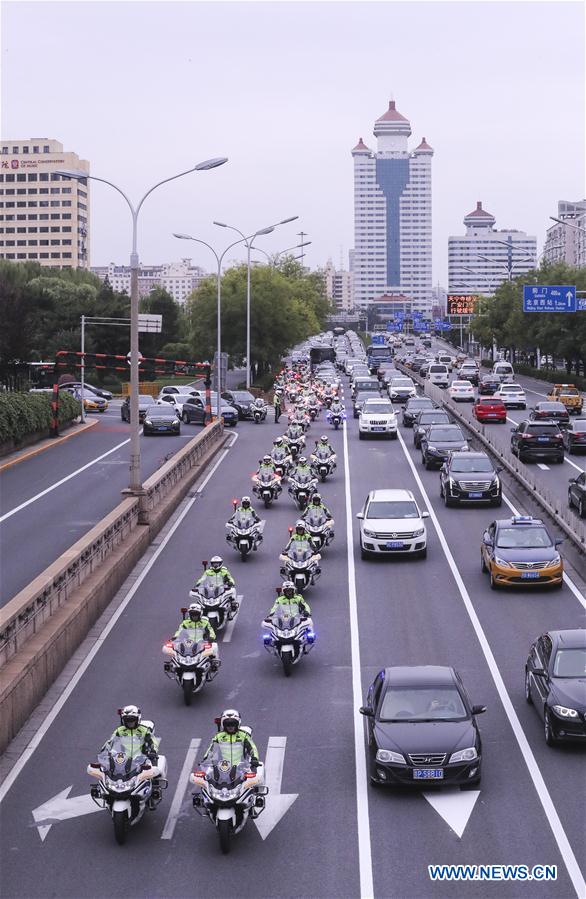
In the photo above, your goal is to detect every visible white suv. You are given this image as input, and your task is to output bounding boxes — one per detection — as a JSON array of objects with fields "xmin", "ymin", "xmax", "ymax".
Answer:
[
  {"xmin": 358, "ymin": 398, "xmax": 398, "ymax": 440},
  {"xmin": 356, "ymin": 489, "xmax": 429, "ymax": 559},
  {"xmin": 495, "ymin": 383, "xmax": 526, "ymax": 409},
  {"xmin": 427, "ymin": 363, "xmax": 450, "ymax": 388}
]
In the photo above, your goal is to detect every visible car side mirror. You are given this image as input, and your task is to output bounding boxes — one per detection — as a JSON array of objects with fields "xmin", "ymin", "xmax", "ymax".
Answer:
[
  {"xmin": 421, "ymin": 511, "xmax": 430, "ymax": 519},
  {"xmin": 529, "ymin": 666, "xmax": 547, "ymax": 678},
  {"xmin": 496, "ymin": 466, "xmax": 503, "ymax": 473},
  {"xmin": 568, "ymin": 477, "xmax": 577, "ymax": 484},
  {"xmin": 359, "ymin": 707, "xmax": 374, "ymax": 717},
  {"xmin": 510, "ymin": 427, "xmax": 516, "ymax": 432},
  {"xmin": 554, "ymin": 539, "xmax": 564, "ymax": 547},
  {"xmin": 356, "ymin": 512, "xmax": 364, "ymax": 520},
  {"xmin": 483, "ymin": 534, "xmax": 493, "ymax": 546},
  {"xmin": 471, "ymin": 705, "xmax": 487, "ymax": 715}
]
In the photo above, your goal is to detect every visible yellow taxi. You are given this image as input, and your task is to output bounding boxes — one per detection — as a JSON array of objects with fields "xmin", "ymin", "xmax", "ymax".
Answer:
[
  {"xmin": 481, "ymin": 516, "xmax": 563, "ymax": 590},
  {"xmin": 547, "ymin": 384, "xmax": 583, "ymax": 415}
]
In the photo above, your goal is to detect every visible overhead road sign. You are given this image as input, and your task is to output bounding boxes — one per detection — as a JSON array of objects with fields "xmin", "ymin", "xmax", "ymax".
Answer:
[
  {"xmin": 523, "ymin": 285, "xmax": 577, "ymax": 312},
  {"xmin": 447, "ymin": 295, "xmax": 477, "ymax": 315}
]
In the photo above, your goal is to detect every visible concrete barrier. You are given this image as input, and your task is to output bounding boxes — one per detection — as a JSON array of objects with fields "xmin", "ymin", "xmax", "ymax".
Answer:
[{"xmin": 0, "ymin": 421, "xmax": 225, "ymax": 753}]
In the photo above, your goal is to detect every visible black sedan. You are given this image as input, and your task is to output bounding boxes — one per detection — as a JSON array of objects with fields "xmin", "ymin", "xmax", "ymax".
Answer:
[
  {"xmin": 420, "ymin": 424, "xmax": 469, "ymax": 469},
  {"xmin": 402, "ymin": 396, "xmax": 434, "ymax": 428},
  {"xmin": 142, "ymin": 405, "xmax": 181, "ymax": 436},
  {"xmin": 121, "ymin": 394, "xmax": 155, "ymax": 423},
  {"xmin": 58, "ymin": 380, "xmax": 113, "ymax": 400},
  {"xmin": 360, "ymin": 666, "xmax": 485, "ymax": 787},
  {"xmin": 413, "ymin": 409, "xmax": 451, "ymax": 448},
  {"xmin": 568, "ymin": 471, "xmax": 586, "ymax": 518},
  {"xmin": 478, "ymin": 374, "xmax": 501, "ymax": 395},
  {"xmin": 525, "ymin": 629, "xmax": 586, "ymax": 745},
  {"xmin": 440, "ymin": 451, "xmax": 502, "ymax": 507},
  {"xmin": 529, "ymin": 401, "xmax": 570, "ymax": 426},
  {"xmin": 563, "ymin": 418, "xmax": 586, "ymax": 454},
  {"xmin": 221, "ymin": 389, "xmax": 256, "ymax": 420}
]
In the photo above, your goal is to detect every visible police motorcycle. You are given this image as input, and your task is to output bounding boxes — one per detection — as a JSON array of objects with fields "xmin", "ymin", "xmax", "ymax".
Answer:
[
  {"xmin": 310, "ymin": 440, "xmax": 337, "ymax": 482},
  {"xmin": 283, "ymin": 423, "xmax": 306, "ymax": 460},
  {"xmin": 190, "ymin": 565, "xmax": 239, "ymax": 631},
  {"xmin": 190, "ymin": 726, "xmax": 268, "ymax": 854},
  {"xmin": 326, "ymin": 404, "xmax": 346, "ymax": 430},
  {"xmin": 251, "ymin": 458, "xmax": 283, "ymax": 508},
  {"xmin": 288, "ymin": 460, "xmax": 318, "ymax": 511},
  {"xmin": 87, "ymin": 723, "xmax": 168, "ymax": 845},
  {"xmin": 262, "ymin": 590, "xmax": 316, "ymax": 677},
  {"xmin": 289, "ymin": 406, "xmax": 311, "ymax": 434},
  {"xmin": 302, "ymin": 503, "xmax": 335, "ymax": 551},
  {"xmin": 162, "ymin": 608, "xmax": 221, "ymax": 705},
  {"xmin": 270, "ymin": 442, "xmax": 293, "ymax": 480},
  {"xmin": 306, "ymin": 396, "xmax": 321, "ymax": 421},
  {"xmin": 279, "ymin": 531, "xmax": 322, "ymax": 593},
  {"xmin": 251, "ymin": 396, "xmax": 267, "ymax": 424},
  {"xmin": 225, "ymin": 501, "xmax": 265, "ymax": 561}
]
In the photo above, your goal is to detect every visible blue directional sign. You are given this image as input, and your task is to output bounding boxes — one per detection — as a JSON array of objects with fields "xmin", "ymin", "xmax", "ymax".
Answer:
[
  {"xmin": 523, "ymin": 285, "xmax": 576, "ymax": 312},
  {"xmin": 578, "ymin": 296, "xmax": 586, "ymax": 312},
  {"xmin": 371, "ymin": 334, "xmax": 386, "ymax": 344}
]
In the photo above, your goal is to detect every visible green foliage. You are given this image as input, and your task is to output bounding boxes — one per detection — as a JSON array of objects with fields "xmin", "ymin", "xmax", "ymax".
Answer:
[
  {"xmin": 0, "ymin": 391, "xmax": 81, "ymax": 445},
  {"xmin": 470, "ymin": 263, "xmax": 586, "ymax": 374},
  {"xmin": 139, "ymin": 288, "xmax": 185, "ymax": 357},
  {"xmin": 186, "ymin": 263, "xmax": 331, "ymax": 372}
]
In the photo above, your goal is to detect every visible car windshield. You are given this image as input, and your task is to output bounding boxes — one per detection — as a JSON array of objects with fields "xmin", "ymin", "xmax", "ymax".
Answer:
[
  {"xmin": 428, "ymin": 428, "xmax": 464, "ymax": 441},
  {"xmin": 391, "ymin": 379, "xmax": 413, "ymax": 388},
  {"xmin": 138, "ymin": 395, "xmax": 154, "ymax": 403},
  {"xmin": 559, "ymin": 388, "xmax": 579, "ymax": 395},
  {"xmin": 553, "ymin": 648, "xmax": 586, "ymax": 678},
  {"xmin": 146, "ymin": 405, "xmax": 166, "ymax": 415},
  {"xmin": 356, "ymin": 381, "xmax": 379, "ymax": 390},
  {"xmin": 496, "ymin": 526, "xmax": 552, "ymax": 549},
  {"xmin": 379, "ymin": 686, "xmax": 467, "ymax": 722},
  {"xmin": 363, "ymin": 401, "xmax": 393, "ymax": 413},
  {"xmin": 367, "ymin": 501, "xmax": 419, "ymax": 519},
  {"xmin": 451, "ymin": 458, "xmax": 493, "ymax": 473}
]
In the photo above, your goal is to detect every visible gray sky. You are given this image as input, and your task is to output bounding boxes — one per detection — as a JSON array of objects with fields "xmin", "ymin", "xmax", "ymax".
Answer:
[{"xmin": 2, "ymin": 0, "xmax": 584, "ymax": 285}]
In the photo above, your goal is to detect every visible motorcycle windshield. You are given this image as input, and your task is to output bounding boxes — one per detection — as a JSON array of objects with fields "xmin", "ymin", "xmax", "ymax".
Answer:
[
  {"xmin": 315, "ymin": 448, "xmax": 330, "ymax": 460},
  {"xmin": 294, "ymin": 472, "xmax": 312, "ymax": 484},
  {"xmin": 258, "ymin": 469, "xmax": 275, "ymax": 483},
  {"xmin": 304, "ymin": 510, "xmax": 326, "ymax": 528},
  {"xmin": 197, "ymin": 575, "xmax": 225, "ymax": 598},
  {"xmin": 98, "ymin": 738, "xmax": 146, "ymax": 778},
  {"xmin": 206, "ymin": 743, "xmax": 249, "ymax": 783},
  {"xmin": 233, "ymin": 513, "xmax": 254, "ymax": 529},
  {"xmin": 288, "ymin": 541, "xmax": 313, "ymax": 562},
  {"xmin": 271, "ymin": 604, "xmax": 302, "ymax": 629}
]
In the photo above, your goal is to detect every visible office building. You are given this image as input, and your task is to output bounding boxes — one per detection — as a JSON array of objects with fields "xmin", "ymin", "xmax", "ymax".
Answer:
[
  {"xmin": 0, "ymin": 138, "xmax": 89, "ymax": 268},
  {"xmin": 352, "ymin": 99, "xmax": 433, "ymax": 313},
  {"xmin": 543, "ymin": 200, "xmax": 586, "ymax": 268},
  {"xmin": 91, "ymin": 258, "xmax": 207, "ymax": 304},
  {"xmin": 448, "ymin": 201, "xmax": 536, "ymax": 295}
]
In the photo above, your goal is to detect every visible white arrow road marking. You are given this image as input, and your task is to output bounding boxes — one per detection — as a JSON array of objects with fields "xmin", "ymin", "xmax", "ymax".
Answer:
[
  {"xmin": 422, "ymin": 788, "xmax": 481, "ymax": 839},
  {"xmin": 253, "ymin": 736, "xmax": 298, "ymax": 840},
  {"xmin": 536, "ymin": 462, "xmax": 550, "ymax": 470},
  {"xmin": 222, "ymin": 595, "xmax": 243, "ymax": 642},
  {"xmin": 32, "ymin": 785, "xmax": 103, "ymax": 841},
  {"xmin": 161, "ymin": 738, "xmax": 201, "ymax": 840}
]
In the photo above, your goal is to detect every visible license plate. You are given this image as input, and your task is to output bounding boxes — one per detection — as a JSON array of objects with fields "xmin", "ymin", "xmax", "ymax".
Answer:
[
  {"xmin": 521, "ymin": 571, "xmax": 540, "ymax": 579},
  {"xmin": 413, "ymin": 769, "xmax": 443, "ymax": 779},
  {"xmin": 372, "ymin": 426, "xmax": 384, "ymax": 431},
  {"xmin": 386, "ymin": 541, "xmax": 404, "ymax": 549},
  {"xmin": 537, "ymin": 437, "xmax": 549, "ymax": 442},
  {"xmin": 468, "ymin": 492, "xmax": 483, "ymax": 498},
  {"xmin": 486, "ymin": 413, "xmax": 497, "ymax": 417}
]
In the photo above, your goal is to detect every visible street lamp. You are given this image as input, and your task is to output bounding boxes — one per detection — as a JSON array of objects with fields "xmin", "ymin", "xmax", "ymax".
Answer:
[
  {"xmin": 56, "ymin": 157, "xmax": 227, "ymax": 496},
  {"xmin": 251, "ymin": 240, "xmax": 312, "ymax": 266},
  {"xmin": 173, "ymin": 231, "xmax": 248, "ymax": 421},
  {"xmin": 549, "ymin": 216, "xmax": 586, "ymax": 234},
  {"xmin": 213, "ymin": 216, "xmax": 299, "ymax": 388}
]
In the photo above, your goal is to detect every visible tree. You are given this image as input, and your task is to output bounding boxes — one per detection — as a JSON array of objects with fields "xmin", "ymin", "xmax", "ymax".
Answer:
[{"xmin": 139, "ymin": 288, "xmax": 184, "ymax": 357}]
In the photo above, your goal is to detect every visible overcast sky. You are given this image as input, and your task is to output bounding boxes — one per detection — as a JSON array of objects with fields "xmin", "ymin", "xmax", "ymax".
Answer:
[{"xmin": 2, "ymin": 0, "xmax": 584, "ymax": 285}]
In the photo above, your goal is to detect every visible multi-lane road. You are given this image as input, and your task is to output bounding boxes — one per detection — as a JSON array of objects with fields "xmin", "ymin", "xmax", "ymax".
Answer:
[{"xmin": 1, "ymin": 373, "xmax": 585, "ymax": 899}]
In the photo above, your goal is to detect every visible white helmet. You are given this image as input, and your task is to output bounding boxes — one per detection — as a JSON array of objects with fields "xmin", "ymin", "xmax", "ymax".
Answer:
[
  {"xmin": 210, "ymin": 555, "xmax": 223, "ymax": 571},
  {"xmin": 120, "ymin": 704, "xmax": 141, "ymax": 730},
  {"xmin": 220, "ymin": 708, "xmax": 241, "ymax": 733},
  {"xmin": 188, "ymin": 602, "xmax": 203, "ymax": 622}
]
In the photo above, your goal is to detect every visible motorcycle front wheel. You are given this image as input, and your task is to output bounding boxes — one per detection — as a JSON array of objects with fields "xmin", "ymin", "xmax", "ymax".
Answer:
[
  {"xmin": 113, "ymin": 811, "xmax": 127, "ymax": 845},
  {"xmin": 182, "ymin": 679, "xmax": 194, "ymax": 706},
  {"xmin": 282, "ymin": 653, "xmax": 293, "ymax": 677},
  {"xmin": 218, "ymin": 819, "xmax": 232, "ymax": 854}
]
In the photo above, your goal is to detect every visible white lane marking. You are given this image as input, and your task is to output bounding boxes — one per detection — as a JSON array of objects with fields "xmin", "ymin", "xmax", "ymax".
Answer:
[
  {"xmin": 222, "ymin": 594, "xmax": 243, "ymax": 642},
  {"xmin": 501, "ymin": 494, "xmax": 586, "ymax": 610},
  {"xmin": 342, "ymin": 419, "xmax": 374, "ymax": 899},
  {"xmin": 0, "ymin": 437, "xmax": 130, "ymax": 524},
  {"xmin": 32, "ymin": 785, "xmax": 103, "ymax": 841},
  {"xmin": 0, "ymin": 431, "xmax": 237, "ymax": 804},
  {"xmin": 396, "ymin": 429, "xmax": 586, "ymax": 898},
  {"xmin": 160, "ymin": 738, "xmax": 201, "ymax": 840},
  {"xmin": 537, "ymin": 463, "xmax": 550, "ymax": 471},
  {"xmin": 422, "ymin": 789, "xmax": 481, "ymax": 839},
  {"xmin": 253, "ymin": 736, "xmax": 298, "ymax": 840}
]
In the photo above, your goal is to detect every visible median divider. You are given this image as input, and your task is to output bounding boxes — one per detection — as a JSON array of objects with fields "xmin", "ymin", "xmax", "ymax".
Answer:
[
  {"xmin": 397, "ymin": 363, "xmax": 586, "ymax": 553},
  {"xmin": 0, "ymin": 421, "xmax": 225, "ymax": 753}
]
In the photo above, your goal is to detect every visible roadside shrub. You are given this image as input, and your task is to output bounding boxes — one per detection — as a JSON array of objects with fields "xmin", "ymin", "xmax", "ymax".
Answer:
[{"xmin": 0, "ymin": 391, "xmax": 81, "ymax": 445}]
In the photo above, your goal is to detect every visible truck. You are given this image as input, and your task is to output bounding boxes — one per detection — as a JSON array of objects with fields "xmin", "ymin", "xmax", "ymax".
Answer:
[
  {"xmin": 547, "ymin": 384, "xmax": 583, "ymax": 415},
  {"xmin": 366, "ymin": 342, "xmax": 392, "ymax": 373}
]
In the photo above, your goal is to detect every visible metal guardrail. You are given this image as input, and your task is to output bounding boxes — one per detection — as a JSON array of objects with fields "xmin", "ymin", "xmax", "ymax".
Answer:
[
  {"xmin": 396, "ymin": 363, "xmax": 586, "ymax": 552},
  {"xmin": 0, "ymin": 421, "xmax": 224, "ymax": 667}
]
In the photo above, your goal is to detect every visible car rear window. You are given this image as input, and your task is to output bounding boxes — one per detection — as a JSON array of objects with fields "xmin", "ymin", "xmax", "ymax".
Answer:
[
  {"xmin": 428, "ymin": 427, "xmax": 464, "ymax": 440},
  {"xmin": 430, "ymin": 365, "xmax": 448, "ymax": 372},
  {"xmin": 525, "ymin": 424, "xmax": 562, "ymax": 435},
  {"xmin": 478, "ymin": 398, "xmax": 503, "ymax": 405}
]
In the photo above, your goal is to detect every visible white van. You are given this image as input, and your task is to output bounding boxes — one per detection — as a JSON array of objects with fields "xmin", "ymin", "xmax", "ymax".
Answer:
[
  {"xmin": 427, "ymin": 363, "xmax": 450, "ymax": 388},
  {"xmin": 492, "ymin": 361, "xmax": 515, "ymax": 383},
  {"xmin": 436, "ymin": 353, "xmax": 454, "ymax": 371}
]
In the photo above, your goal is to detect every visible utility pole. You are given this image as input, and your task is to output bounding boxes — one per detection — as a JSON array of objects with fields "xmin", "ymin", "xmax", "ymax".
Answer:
[{"xmin": 297, "ymin": 232, "xmax": 308, "ymax": 269}]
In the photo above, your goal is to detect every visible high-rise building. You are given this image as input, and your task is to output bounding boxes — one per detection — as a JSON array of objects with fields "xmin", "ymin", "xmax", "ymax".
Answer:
[
  {"xmin": 91, "ymin": 258, "xmax": 207, "ymax": 304},
  {"xmin": 448, "ymin": 201, "xmax": 536, "ymax": 296},
  {"xmin": 0, "ymin": 138, "xmax": 89, "ymax": 268},
  {"xmin": 352, "ymin": 100, "xmax": 433, "ymax": 313},
  {"xmin": 324, "ymin": 258, "xmax": 354, "ymax": 311},
  {"xmin": 543, "ymin": 200, "xmax": 586, "ymax": 268}
]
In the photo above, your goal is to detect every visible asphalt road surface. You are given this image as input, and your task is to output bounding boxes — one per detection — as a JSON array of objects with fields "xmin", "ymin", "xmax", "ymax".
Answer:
[{"xmin": 0, "ymin": 379, "xmax": 585, "ymax": 899}]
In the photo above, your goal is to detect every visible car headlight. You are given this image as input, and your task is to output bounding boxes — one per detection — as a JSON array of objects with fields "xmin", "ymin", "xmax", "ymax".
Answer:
[
  {"xmin": 363, "ymin": 529, "xmax": 376, "ymax": 537},
  {"xmin": 552, "ymin": 705, "xmax": 578, "ymax": 718},
  {"xmin": 376, "ymin": 749, "xmax": 405, "ymax": 764},
  {"xmin": 494, "ymin": 556, "xmax": 512, "ymax": 568},
  {"xmin": 144, "ymin": 419, "xmax": 152, "ymax": 426},
  {"xmin": 449, "ymin": 747, "xmax": 478, "ymax": 764},
  {"xmin": 413, "ymin": 527, "xmax": 425, "ymax": 537},
  {"xmin": 493, "ymin": 476, "xmax": 500, "ymax": 489},
  {"xmin": 545, "ymin": 555, "xmax": 561, "ymax": 568},
  {"xmin": 427, "ymin": 445, "xmax": 437, "ymax": 452}
]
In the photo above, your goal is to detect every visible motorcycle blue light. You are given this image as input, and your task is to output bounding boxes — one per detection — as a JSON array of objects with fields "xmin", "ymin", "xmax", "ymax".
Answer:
[{"xmin": 263, "ymin": 634, "xmax": 272, "ymax": 643}]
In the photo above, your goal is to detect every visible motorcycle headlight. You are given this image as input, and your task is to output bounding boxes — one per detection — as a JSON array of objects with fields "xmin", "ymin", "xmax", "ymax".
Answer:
[
  {"xmin": 106, "ymin": 776, "xmax": 137, "ymax": 791},
  {"xmin": 552, "ymin": 704, "xmax": 578, "ymax": 718},
  {"xmin": 376, "ymin": 749, "xmax": 405, "ymax": 764},
  {"xmin": 449, "ymin": 747, "xmax": 478, "ymax": 764}
]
